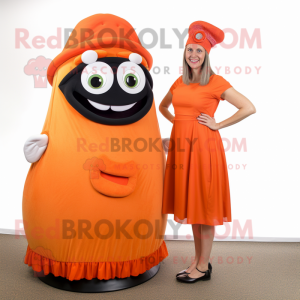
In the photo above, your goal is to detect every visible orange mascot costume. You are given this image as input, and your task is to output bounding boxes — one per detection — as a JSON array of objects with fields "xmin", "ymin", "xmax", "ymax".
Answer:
[{"xmin": 22, "ymin": 14, "xmax": 168, "ymax": 283}]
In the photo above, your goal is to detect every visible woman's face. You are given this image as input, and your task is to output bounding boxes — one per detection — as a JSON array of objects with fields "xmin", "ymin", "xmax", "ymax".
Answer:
[{"xmin": 185, "ymin": 44, "xmax": 205, "ymax": 70}]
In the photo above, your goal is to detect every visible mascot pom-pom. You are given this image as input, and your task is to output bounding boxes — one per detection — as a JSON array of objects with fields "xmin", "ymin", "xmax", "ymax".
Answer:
[{"xmin": 22, "ymin": 14, "xmax": 168, "ymax": 281}]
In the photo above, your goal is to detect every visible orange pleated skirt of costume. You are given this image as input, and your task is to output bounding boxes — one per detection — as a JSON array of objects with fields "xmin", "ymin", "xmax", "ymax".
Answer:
[{"xmin": 162, "ymin": 114, "xmax": 232, "ymax": 226}]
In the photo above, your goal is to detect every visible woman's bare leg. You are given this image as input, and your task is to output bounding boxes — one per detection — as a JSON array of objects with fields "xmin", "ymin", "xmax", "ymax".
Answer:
[
  {"xmin": 187, "ymin": 224, "xmax": 215, "ymax": 278},
  {"xmin": 177, "ymin": 223, "xmax": 202, "ymax": 276}
]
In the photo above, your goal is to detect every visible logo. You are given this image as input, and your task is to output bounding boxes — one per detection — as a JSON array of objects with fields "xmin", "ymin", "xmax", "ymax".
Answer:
[{"xmin": 24, "ymin": 56, "xmax": 52, "ymax": 88}]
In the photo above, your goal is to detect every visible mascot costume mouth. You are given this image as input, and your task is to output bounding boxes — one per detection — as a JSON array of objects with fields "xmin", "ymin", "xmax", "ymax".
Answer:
[
  {"xmin": 59, "ymin": 55, "xmax": 154, "ymax": 125},
  {"xmin": 22, "ymin": 14, "xmax": 168, "ymax": 283}
]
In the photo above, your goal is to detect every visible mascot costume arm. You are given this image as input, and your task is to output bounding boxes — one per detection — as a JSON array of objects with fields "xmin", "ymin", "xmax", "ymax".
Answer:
[{"xmin": 23, "ymin": 134, "xmax": 48, "ymax": 163}]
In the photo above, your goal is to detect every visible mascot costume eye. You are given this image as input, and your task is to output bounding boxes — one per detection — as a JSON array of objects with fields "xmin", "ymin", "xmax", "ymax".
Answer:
[{"xmin": 22, "ymin": 14, "xmax": 168, "ymax": 286}]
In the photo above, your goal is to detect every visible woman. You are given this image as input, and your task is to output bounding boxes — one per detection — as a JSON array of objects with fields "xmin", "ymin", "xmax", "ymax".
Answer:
[{"xmin": 159, "ymin": 21, "xmax": 256, "ymax": 283}]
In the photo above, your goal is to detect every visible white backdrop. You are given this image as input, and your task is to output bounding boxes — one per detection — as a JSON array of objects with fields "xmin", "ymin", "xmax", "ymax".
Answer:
[{"xmin": 1, "ymin": 0, "xmax": 299, "ymax": 241}]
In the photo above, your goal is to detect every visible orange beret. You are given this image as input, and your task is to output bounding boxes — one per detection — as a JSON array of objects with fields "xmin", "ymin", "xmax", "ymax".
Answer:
[
  {"xmin": 185, "ymin": 21, "xmax": 225, "ymax": 54},
  {"xmin": 47, "ymin": 14, "xmax": 153, "ymax": 86}
]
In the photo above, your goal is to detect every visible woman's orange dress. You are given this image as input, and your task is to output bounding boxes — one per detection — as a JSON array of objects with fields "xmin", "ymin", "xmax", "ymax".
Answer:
[{"xmin": 162, "ymin": 74, "xmax": 232, "ymax": 226}]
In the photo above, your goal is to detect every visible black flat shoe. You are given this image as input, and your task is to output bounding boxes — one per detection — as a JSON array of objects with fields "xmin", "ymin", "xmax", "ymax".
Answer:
[
  {"xmin": 176, "ymin": 267, "xmax": 211, "ymax": 283},
  {"xmin": 176, "ymin": 262, "xmax": 212, "ymax": 277}
]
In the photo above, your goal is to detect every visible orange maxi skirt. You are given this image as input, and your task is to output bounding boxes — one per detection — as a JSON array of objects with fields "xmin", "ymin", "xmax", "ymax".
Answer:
[{"xmin": 162, "ymin": 114, "xmax": 232, "ymax": 226}]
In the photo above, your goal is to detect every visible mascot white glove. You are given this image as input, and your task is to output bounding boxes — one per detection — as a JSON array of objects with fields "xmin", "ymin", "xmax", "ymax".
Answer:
[{"xmin": 23, "ymin": 134, "xmax": 48, "ymax": 163}]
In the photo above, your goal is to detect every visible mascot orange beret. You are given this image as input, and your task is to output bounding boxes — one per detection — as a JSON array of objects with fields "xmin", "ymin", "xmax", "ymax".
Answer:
[{"xmin": 22, "ymin": 13, "xmax": 168, "ymax": 282}]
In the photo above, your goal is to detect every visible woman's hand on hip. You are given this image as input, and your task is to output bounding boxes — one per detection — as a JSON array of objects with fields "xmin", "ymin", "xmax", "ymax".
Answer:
[{"xmin": 197, "ymin": 113, "xmax": 220, "ymax": 130}]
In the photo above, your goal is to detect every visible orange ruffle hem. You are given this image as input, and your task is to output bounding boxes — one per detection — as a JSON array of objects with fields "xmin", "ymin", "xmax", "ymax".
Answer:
[{"xmin": 24, "ymin": 241, "xmax": 168, "ymax": 281}]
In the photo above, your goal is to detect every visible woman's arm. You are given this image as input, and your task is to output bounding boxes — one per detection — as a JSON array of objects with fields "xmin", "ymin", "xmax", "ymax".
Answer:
[
  {"xmin": 159, "ymin": 90, "xmax": 175, "ymax": 124},
  {"xmin": 199, "ymin": 87, "xmax": 256, "ymax": 130},
  {"xmin": 217, "ymin": 87, "xmax": 256, "ymax": 129}
]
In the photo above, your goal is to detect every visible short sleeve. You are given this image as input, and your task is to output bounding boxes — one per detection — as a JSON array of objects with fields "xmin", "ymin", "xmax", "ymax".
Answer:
[
  {"xmin": 169, "ymin": 76, "xmax": 183, "ymax": 95},
  {"xmin": 212, "ymin": 75, "xmax": 233, "ymax": 100}
]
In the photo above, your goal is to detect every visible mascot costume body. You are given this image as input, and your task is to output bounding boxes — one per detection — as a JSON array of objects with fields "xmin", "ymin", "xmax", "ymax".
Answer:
[{"xmin": 22, "ymin": 14, "xmax": 168, "ymax": 282}]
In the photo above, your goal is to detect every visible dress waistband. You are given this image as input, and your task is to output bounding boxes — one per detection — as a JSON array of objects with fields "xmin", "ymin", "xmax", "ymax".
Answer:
[{"xmin": 173, "ymin": 114, "xmax": 199, "ymax": 120}]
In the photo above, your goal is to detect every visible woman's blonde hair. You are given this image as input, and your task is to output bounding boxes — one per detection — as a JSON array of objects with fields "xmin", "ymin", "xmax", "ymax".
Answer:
[{"xmin": 182, "ymin": 45, "xmax": 215, "ymax": 86}]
